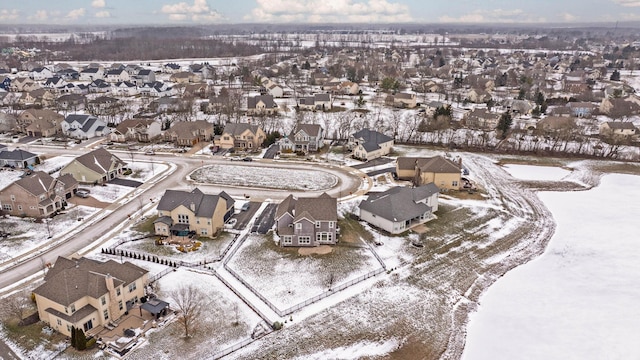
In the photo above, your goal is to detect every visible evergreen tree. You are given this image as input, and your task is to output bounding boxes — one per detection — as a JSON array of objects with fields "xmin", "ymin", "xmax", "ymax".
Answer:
[
  {"xmin": 76, "ymin": 328, "xmax": 87, "ymax": 350},
  {"xmin": 71, "ymin": 326, "xmax": 77, "ymax": 349},
  {"xmin": 497, "ymin": 113, "xmax": 513, "ymax": 139}
]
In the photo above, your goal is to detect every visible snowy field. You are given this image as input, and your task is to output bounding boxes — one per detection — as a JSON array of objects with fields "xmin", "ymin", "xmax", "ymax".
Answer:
[
  {"xmin": 502, "ymin": 164, "xmax": 571, "ymax": 181},
  {"xmin": 189, "ymin": 164, "xmax": 338, "ymax": 191},
  {"xmin": 227, "ymin": 235, "xmax": 382, "ymax": 310},
  {"xmin": 463, "ymin": 173, "xmax": 640, "ymax": 360},
  {"xmin": 0, "ymin": 169, "xmax": 22, "ymax": 191}
]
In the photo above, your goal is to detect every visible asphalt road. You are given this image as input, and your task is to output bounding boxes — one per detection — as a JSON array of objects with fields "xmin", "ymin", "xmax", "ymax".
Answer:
[
  {"xmin": 262, "ymin": 144, "xmax": 279, "ymax": 159},
  {"xmin": 366, "ymin": 167, "xmax": 395, "ymax": 177}
]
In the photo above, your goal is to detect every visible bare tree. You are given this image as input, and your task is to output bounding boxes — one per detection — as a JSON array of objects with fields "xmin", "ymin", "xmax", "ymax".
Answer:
[
  {"xmin": 169, "ymin": 285, "xmax": 206, "ymax": 338},
  {"xmin": 0, "ymin": 290, "xmax": 32, "ymax": 325}
]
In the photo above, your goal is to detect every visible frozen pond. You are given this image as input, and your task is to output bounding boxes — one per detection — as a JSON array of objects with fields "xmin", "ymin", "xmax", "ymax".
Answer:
[
  {"xmin": 463, "ymin": 174, "xmax": 640, "ymax": 360},
  {"xmin": 502, "ymin": 164, "xmax": 571, "ymax": 181}
]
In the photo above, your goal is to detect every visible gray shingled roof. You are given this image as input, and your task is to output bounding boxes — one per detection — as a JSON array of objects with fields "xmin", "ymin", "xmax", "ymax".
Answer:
[
  {"xmin": 223, "ymin": 123, "xmax": 260, "ymax": 137},
  {"xmin": 157, "ymin": 188, "xmax": 230, "ymax": 218},
  {"xmin": 70, "ymin": 147, "xmax": 125, "ymax": 176},
  {"xmin": 0, "ymin": 149, "xmax": 37, "ymax": 161},
  {"xmin": 352, "ymin": 128, "xmax": 393, "ymax": 152},
  {"xmin": 359, "ymin": 184, "xmax": 439, "ymax": 222},
  {"xmin": 247, "ymin": 95, "xmax": 277, "ymax": 109},
  {"xmin": 604, "ymin": 121, "xmax": 637, "ymax": 130},
  {"xmin": 397, "ymin": 156, "xmax": 460, "ymax": 173},
  {"xmin": 293, "ymin": 123, "xmax": 322, "ymax": 137},
  {"xmin": 34, "ymin": 256, "xmax": 147, "ymax": 307},
  {"xmin": 14, "ymin": 171, "xmax": 55, "ymax": 196},
  {"xmin": 276, "ymin": 193, "xmax": 337, "ymax": 223}
]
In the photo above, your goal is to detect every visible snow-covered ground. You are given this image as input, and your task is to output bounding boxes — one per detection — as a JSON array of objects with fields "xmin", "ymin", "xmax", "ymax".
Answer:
[
  {"xmin": 0, "ymin": 169, "xmax": 22, "ymax": 191},
  {"xmin": 189, "ymin": 164, "xmax": 338, "ymax": 191},
  {"xmin": 502, "ymin": 164, "xmax": 571, "ymax": 181},
  {"xmin": 463, "ymin": 173, "xmax": 640, "ymax": 360}
]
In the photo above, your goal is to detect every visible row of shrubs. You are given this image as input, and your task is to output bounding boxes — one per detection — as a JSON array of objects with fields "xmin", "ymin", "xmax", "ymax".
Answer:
[{"xmin": 101, "ymin": 248, "xmax": 180, "ymax": 268}]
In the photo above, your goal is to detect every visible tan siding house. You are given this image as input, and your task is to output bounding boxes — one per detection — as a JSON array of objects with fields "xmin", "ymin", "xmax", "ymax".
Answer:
[
  {"xmin": 60, "ymin": 148, "xmax": 126, "ymax": 184},
  {"xmin": 33, "ymin": 257, "xmax": 148, "ymax": 337},
  {"xmin": 0, "ymin": 171, "xmax": 77, "ymax": 217},
  {"xmin": 215, "ymin": 123, "xmax": 266, "ymax": 150},
  {"xmin": 396, "ymin": 156, "xmax": 462, "ymax": 191}
]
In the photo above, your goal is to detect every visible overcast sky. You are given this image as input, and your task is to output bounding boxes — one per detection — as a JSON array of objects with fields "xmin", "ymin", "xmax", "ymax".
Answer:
[{"xmin": 1, "ymin": 0, "xmax": 639, "ymax": 25}]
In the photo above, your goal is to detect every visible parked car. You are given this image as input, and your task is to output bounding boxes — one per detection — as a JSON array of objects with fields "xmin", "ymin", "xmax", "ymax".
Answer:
[
  {"xmin": 241, "ymin": 202, "xmax": 251, "ymax": 211},
  {"xmin": 145, "ymin": 150, "xmax": 155, "ymax": 155},
  {"xmin": 76, "ymin": 189, "xmax": 90, "ymax": 198},
  {"xmin": 242, "ymin": 157, "xmax": 253, "ymax": 162}
]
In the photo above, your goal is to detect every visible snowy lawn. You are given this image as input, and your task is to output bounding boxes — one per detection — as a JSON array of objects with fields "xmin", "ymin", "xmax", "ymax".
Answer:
[
  {"xmin": 502, "ymin": 164, "xmax": 571, "ymax": 181},
  {"xmin": 125, "ymin": 161, "xmax": 169, "ymax": 182},
  {"xmin": 463, "ymin": 174, "xmax": 640, "ymax": 360},
  {"xmin": 0, "ymin": 205, "xmax": 98, "ymax": 262},
  {"xmin": 118, "ymin": 231, "xmax": 237, "ymax": 263},
  {"xmin": 128, "ymin": 268, "xmax": 262, "ymax": 360},
  {"xmin": 189, "ymin": 164, "xmax": 338, "ymax": 191},
  {"xmin": 226, "ymin": 234, "xmax": 381, "ymax": 310},
  {"xmin": 36, "ymin": 155, "xmax": 73, "ymax": 175},
  {"xmin": 83, "ymin": 183, "xmax": 132, "ymax": 203}
]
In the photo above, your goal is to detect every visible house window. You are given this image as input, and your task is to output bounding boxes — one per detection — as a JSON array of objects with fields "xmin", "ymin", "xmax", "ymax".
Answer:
[
  {"xmin": 298, "ymin": 236, "xmax": 311, "ymax": 245},
  {"xmin": 118, "ymin": 300, "xmax": 123, "ymax": 311},
  {"xmin": 2, "ymin": 204, "xmax": 11, "ymax": 211},
  {"xmin": 116, "ymin": 287, "xmax": 121, "ymax": 296},
  {"xmin": 196, "ymin": 219, "xmax": 200, "ymax": 224},
  {"xmin": 57, "ymin": 319, "xmax": 62, "ymax": 326},
  {"xmin": 30, "ymin": 206, "xmax": 36, "ymax": 210},
  {"xmin": 207, "ymin": 220, "xmax": 211, "ymax": 225},
  {"xmin": 10, "ymin": 195, "xmax": 15, "ymax": 201},
  {"xmin": 39, "ymin": 194, "xmax": 46, "ymax": 201},
  {"xmin": 452, "ymin": 181, "xmax": 458, "ymax": 187},
  {"xmin": 329, "ymin": 221, "xmax": 334, "ymax": 228},
  {"xmin": 17, "ymin": 205, "xmax": 22, "ymax": 211},
  {"xmin": 295, "ymin": 223, "xmax": 302, "ymax": 230},
  {"xmin": 128, "ymin": 282, "xmax": 137, "ymax": 293},
  {"xmin": 315, "ymin": 221, "xmax": 321, "ymax": 228},
  {"xmin": 64, "ymin": 307, "xmax": 68, "ymax": 314},
  {"xmin": 70, "ymin": 304, "xmax": 76, "ymax": 313},
  {"xmin": 101, "ymin": 296, "xmax": 106, "ymax": 305},
  {"xmin": 200, "ymin": 228, "xmax": 207, "ymax": 235},
  {"xmin": 223, "ymin": 136, "xmax": 230, "ymax": 140},
  {"xmin": 177, "ymin": 214, "xmax": 189, "ymax": 224},
  {"xmin": 67, "ymin": 325, "xmax": 71, "ymax": 333},
  {"xmin": 282, "ymin": 236, "xmax": 292, "ymax": 245},
  {"xmin": 103, "ymin": 309, "xmax": 109, "ymax": 320}
]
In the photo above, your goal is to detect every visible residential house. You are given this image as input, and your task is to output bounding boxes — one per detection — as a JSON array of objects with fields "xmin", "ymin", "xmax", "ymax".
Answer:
[
  {"xmin": 110, "ymin": 119, "xmax": 162, "ymax": 143},
  {"xmin": 358, "ymin": 184, "xmax": 439, "ymax": 234},
  {"xmin": 43, "ymin": 77, "xmax": 66, "ymax": 89},
  {"xmin": 105, "ymin": 69, "xmax": 130, "ymax": 83},
  {"xmin": 599, "ymin": 121, "xmax": 638, "ymax": 138},
  {"xmin": 385, "ymin": 93, "xmax": 417, "ymax": 108},
  {"xmin": 396, "ymin": 156, "xmax": 462, "ymax": 190},
  {"xmin": 169, "ymin": 72, "xmax": 198, "ymax": 84},
  {"xmin": 20, "ymin": 88, "xmax": 56, "ymax": 107},
  {"xmin": 10, "ymin": 77, "xmax": 39, "ymax": 92},
  {"xmin": 153, "ymin": 188, "xmax": 234, "ymax": 238},
  {"xmin": 17, "ymin": 109, "xmax": 64, "ymax": 136},
  {"xmin": 163, "ymin": 63, "xmax": 181, "ymax": 73},
  {"xmin": 136, "ymin": 69, "xmax": 156, "ymax": 84},
  {"xmin": 111, "ymin": 81, "xmax": 139, "ymax": 96},
  {"xmin": 0, "ymin": 171, "xmax": 77, "ymax": 217},
  {"xmin": 33, "ymin": 256, "xmax": 148, "ymax": 337},
  {"xmin": 568, "ymin": 102, "xmax": 596, "ymax": 118},
  {"xmin": 0, "ymin": 148, "xmax": 39, "ymax": 169},
  {"xmin": 297, "ymin": 93, "xmax": 332, "ymax": 111},
  {"xmin": 274, "ymin": 193, "xmax": 338, "ymax": 247},
  {"xmin": 163, "ymin": 120, "xmax": 213, "ymax": 146},
  {"xmin": 247, "ymin": 95, "xmax": 278, "ymax": 115},
  {"xmin": 464, "ymin": 109, "xmax": 501, "ymax": 130},
  {"xmin": 60, "ymin": 148, "xmax": 126, "ymax": 184},
  {"xmin": 61, "ymin": 114, "xmax": 109, "ymax": 139},
  {"xmin": 88, "ymin": 79, "xmax": 112, "ymax": 93},
  {"xmin": 265, "ymin": 82, "xmax": 284, "ymax": 98},
  {"xmin": 181, "ymin": 83, "xmax": 209, "ymax": 99},
  {"xmin": 599, "ymin": 97, "xmax": 640, "ymax": 117},
  {"xmin": 278, "ymin": 123, "xmax": 325, "ymax": 153},
  {"xmin": 215, "ymin": 123, "xmax": 266, "ymax": 150},
  {"xmin": 325, "ymin": 81, "xmax": 359, "ymax": 95},
  {"xmin": 79, "ymin": 67, "xmax": 104, "ymax": 82},
  {"xmin": 466, "ymin": 88, "xmax": 492, "ymax": 103},
  {"xmin": 348, "ymin": 128, "xmax": 394, "ymax": 161},
  {"xmin": 150, "ymin": 97, "xmax": 188, "ymax": 113},
  {"xmin": 30, "ymin": 67, "xmax": 53, "ymax": 81},
  {"xmin": 56, "ymin": 94, "xmax": 86, "ymax": 112}
]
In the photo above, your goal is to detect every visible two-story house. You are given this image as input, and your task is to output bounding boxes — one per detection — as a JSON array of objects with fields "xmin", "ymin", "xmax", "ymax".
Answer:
[
  {"xmin": 348, "ymin": 128, "xmax": 394, "ymax": 161},
  {"xmin": 33, "ymin": 256, "xmax": 148, "ymax": 337},
  {"xmin": 17, "ymin": 109, "xmax": 64, "ymax": 137},
  {"xmin": 61, "ymin": 114, "xmax": 109, "ymax": 140},
  {"xmin": 163, "ymin": 120, "xmax": 213, "ymax": 146},
  {"xmin": 297, "ymin": 93, "xmax": 332, "ymax": 111},
  {"xmin": 385, "ymin": 92, "xmax": 417, "ymax": 108},
  {"xmin": 0, "ymin": 171, "xmax": 77, "ymax": 217},
  {"xmin": 153, "ymin": 188, "xmax": 234, "ymax": 238},
  {"xmin": 278, "ymin": 124, "xmax": 325, "ymax": 154},
  {"xmin": 110, "ymin": 118, "xmax": 162, "ymax": 143},
  {"xmin": 396, "ymin": 156, "xmax": 462, "ymax": 191},
  {"xmin": 215, "ymin": 123, "xmax": 266, "ymax": 150},
  {"xmin": 599, "ymin": 121, "xmax": 638, "ymax": 139},
  {"xmin": 275, "ymin": 193, "xmax": 338, "ymax": 247},
  {"xmin": 247, "ymin": 95, "xmax": 278, "ymax": 115}
]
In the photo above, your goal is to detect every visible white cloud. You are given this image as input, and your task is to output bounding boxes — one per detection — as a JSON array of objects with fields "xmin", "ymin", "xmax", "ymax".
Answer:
[
  {"xmin": 439, "ymin": 9, "xmax": 544, "ymax": 23},
  {"xmin": 161, "ymin": 0, "xmax": 224, "ymax": 22},
  {"xmin": 562, "ymin": 13, "xmax": 578, "ymax": 22},
  {"xmin": 92, "ymin": 0, "xmax": 106, "ymax": 8},
  {"xmin": 95, "ymin": 10, "xmax": 111, "ymax": 18},
  {"xmin": 246, "ymin": 0, "xmax": 412, "ymax": 23},
  {"xmin": 0, "ymin": 9, "xmax": 19, "ymax": 21},
  {"xmin": 28, "ymin": 10, "xmax": 48, "ymax": 21},
  {"xmin": 612, "ymin": 0, "xmax": 640, "ymax": 6},
  {"xmin": 66, "ymin": 8, "xmax": 86, "ymax": 20}
]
